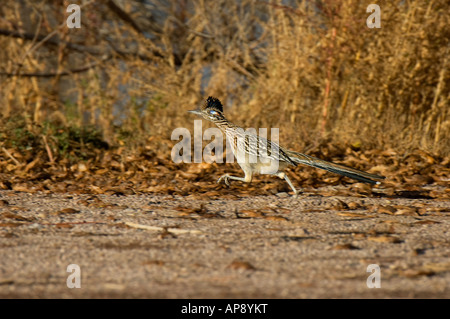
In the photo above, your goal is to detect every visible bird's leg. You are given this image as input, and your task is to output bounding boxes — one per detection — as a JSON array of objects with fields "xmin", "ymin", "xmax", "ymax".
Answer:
[{"xmin": 276, "ymin": 172, "xmax": 300, "ymax": 196}]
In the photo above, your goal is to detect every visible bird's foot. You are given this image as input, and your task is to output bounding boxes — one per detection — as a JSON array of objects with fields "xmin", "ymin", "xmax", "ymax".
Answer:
[
  {"xmin": 217, "ymin": 174, "xmax": 231, "ymax": 186},
  {"xmin": 292, "ymin": 188, "xmax": 303, "ymax": 198}
]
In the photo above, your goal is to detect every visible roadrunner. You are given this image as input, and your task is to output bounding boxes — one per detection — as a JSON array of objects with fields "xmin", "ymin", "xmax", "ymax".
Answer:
[{"xmin": 189, "ymin": 96, "xmax": 385, "ymax": 195}]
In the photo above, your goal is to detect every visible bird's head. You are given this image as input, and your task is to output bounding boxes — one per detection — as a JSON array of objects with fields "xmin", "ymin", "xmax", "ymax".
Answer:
[{"xmin": 188, "ymin": 96, "xmax": 225, "ymax": 121}]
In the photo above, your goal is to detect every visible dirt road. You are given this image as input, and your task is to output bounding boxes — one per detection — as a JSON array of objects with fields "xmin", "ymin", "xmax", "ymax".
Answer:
[{"xmin": 0, "ymin": 186, "xmax": 449, "ymax": 298}]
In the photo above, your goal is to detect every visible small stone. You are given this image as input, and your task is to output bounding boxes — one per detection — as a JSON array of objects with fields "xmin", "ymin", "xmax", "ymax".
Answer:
[{"xmin": 276, "ymin": 192, "xmax": 289, "ymax": 198}]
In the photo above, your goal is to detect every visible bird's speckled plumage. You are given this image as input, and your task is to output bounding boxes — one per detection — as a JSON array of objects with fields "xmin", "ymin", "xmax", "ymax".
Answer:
[{"xmin": 189, "ymin": 97, "xmax": 385, "ymax": 195}]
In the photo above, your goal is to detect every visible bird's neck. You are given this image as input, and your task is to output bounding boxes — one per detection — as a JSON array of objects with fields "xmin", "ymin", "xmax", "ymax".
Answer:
[{"xmin": 213, "ymin": 116, "xmax": 239, "ymax": 132}]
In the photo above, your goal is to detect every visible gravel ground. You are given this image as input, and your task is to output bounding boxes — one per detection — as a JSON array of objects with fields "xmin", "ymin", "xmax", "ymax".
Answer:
[{"xmin": 0, "ymin": 187, "xmax": 449, "ymax": 298}]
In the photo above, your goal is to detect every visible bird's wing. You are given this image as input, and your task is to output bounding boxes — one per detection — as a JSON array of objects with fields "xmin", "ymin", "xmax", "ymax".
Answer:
[{"xmin": 226, "ymin": 128, "xmax": 296, "ymax": 166}]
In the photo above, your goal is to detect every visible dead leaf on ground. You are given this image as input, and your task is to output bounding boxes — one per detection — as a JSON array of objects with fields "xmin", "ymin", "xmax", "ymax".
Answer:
[
  {"xmin": 332, "ymin": 243, "xmax": 359, "ymax": 250},
  {"xmin": 422, "ymin": 262, "xmax": 450, "ymax": 273},
  {"xmin": 238, "ymin": 210, "xmax": 264, "ymax": 218},
  {"xmin": 324, "ymin": 199, "xmax": 348, "ymax": 210},
  {"xmin": 350, "ymin": 183, "xmax": 373, "ymax": 194},
  {"xmin": 262, "ymin": 206, "xmax": 291, "ymax": 214},
  {"xmin": 0, "ymin": 222, "xmax": 25, "ymax": 227},
  {"xmin": 368, "ymin": 205, "xmax": 397, "ymax": 215},
  {"xmin": 227, "ymin": 260, "xmax": 256, "ymax": 271},
  {"xmin": 368, "ymin": 235, "xmax": 402, "ymax": 243},
  {"xmin": 337, "ymin": 212, "xmax": 375, "ymax": 218},
  {"xmin": 419, "ymin": 207, "xmax": 450, "ymax": 215},
  {"xmin": 51, "ymin": 208, "xmax": 80, "ymax": 215},
  {"xmin": 263, "ymin": 215, "xmax": 289, "ymax": 221},
  {"xmin": 54, "ymin": 223, "xmax": 74, "ymax": 229},
  {"xmin": 413, "ymin": 219, "xmax": 441, "ymax": 225},
  {"xmin": 399, "ymin": 269, "xmax": 435, "ymax": 278},
  {"xmin": 394, "ymin": 205, "xmax": 418, "ymax": 216},
  {"xmin": 142, "ymin": 260, "xmax": 165, "ymax": 266},
  {"xmin": 347, "ymin": 202, "xmax": 360, "ymax": 210},
  {"xmin": 1, "ymin": 211, "xmax": 34, "ymax": 222}
]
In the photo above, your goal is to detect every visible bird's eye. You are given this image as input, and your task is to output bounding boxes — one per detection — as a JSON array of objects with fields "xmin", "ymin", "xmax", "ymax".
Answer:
[{"xmin": 209, "ymin": 110, "xmax": 217, "ymax": 116}]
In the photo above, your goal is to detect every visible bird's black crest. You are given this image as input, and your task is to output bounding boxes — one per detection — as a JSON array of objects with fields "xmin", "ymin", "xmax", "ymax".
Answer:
[{"xmin": 203, "ymin": 96, "xmax": 223, "ymax": 112}]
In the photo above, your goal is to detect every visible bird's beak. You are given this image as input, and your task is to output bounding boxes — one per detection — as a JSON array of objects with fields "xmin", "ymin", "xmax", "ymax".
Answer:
[{"xmin": 188, "ymin": 109, "xmax": 202, "ymax": 116}]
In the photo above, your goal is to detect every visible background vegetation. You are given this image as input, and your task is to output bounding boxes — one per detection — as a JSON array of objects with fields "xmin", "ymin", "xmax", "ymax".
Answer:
[{"xmin": 0, "ymin": 0, "xmax": 448, "ymax": 195}]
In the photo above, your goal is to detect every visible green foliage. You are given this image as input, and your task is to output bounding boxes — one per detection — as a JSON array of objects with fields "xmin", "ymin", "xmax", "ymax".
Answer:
[{"xmin": 0, "ymin": 117, "xmax": 108, "ymax": 162}]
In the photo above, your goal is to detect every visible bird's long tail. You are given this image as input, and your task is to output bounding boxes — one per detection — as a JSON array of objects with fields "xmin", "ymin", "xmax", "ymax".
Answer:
[{"xmin": 285, "ymin": 150, "xmax": 385, "ymax": 185}]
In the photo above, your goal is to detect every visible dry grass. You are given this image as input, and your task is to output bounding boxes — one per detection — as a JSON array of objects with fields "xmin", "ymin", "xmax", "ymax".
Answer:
[{"xmin": 0, "ymin": 0, "xmax": 449, "ymax": 163}]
